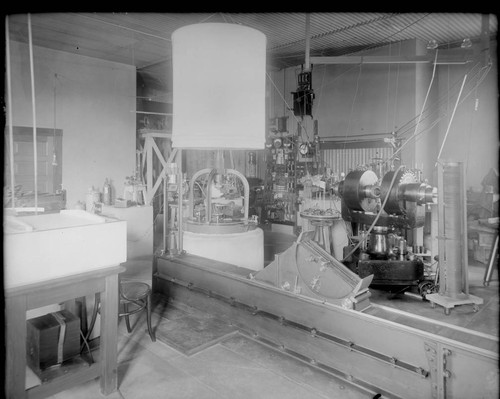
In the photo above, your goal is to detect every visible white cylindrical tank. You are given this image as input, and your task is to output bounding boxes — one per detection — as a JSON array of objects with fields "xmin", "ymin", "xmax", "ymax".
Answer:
[
  {"xmin": 171, "ymin": 23, "xmax": 266, "ymax": 150},
  {"xmin": 183, "ymin": 228, "xmax": 264, "ymax": 271}
]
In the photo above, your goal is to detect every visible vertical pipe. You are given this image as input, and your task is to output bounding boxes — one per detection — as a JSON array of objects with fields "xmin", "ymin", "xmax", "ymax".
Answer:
[
  {"xmin": 460, "ymin": 162, "xmax": 470, "ymax": 294},
  {"xmin": 437, "ymin": 162, "xmax": 446, "ymax": 295},
  {"xmin": 442, "ymin": 163, "xmax": 465, "ymax": 298},
  {"xmin": 28, "ymin": 14, "xmax": 38, "ymax": 214},
  {"xmin": 304, "ymin": 14, "xmax": 311, "ymax": 71},
  {"xmin": 178, "ymin": 150, "xmax": 183, "ymax": 252},
  {"xmin": 163, "ymin": 174, "xmax": 168, "ymax": 252},
  {"xmin": 5, "ymin": 16, "xmax": 16, "ymax": 208}
]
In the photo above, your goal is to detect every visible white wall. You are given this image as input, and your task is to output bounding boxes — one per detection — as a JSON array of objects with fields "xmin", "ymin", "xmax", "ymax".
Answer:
[{"xmin": 7, "ymin": 41, "xmax": 136, "ymax": 208}]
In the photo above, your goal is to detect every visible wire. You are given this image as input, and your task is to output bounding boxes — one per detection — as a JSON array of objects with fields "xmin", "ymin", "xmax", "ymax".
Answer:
[
  {"xmin": 384, "ymin": 60, "xmax": 491, "ymax": 166},
  {"xmin": 381, "ymin": 49, "xmax": 438, "ymax": 168},
  {"xmin": 435, "ymin": 73, "xmax": 468, "ymax": 164},
  {"xmin": 265, "ymin": 71, "xmax": 312, "ymax": 142},
  {"xmin": 343, "ymin": 64, "xmax": 363, "ymax": 153}
]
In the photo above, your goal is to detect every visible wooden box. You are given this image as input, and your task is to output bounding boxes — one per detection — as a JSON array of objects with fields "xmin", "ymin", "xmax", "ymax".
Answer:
[{"xmin": 26, "ymin": 310, "xmax": 80, "ymax": 373}]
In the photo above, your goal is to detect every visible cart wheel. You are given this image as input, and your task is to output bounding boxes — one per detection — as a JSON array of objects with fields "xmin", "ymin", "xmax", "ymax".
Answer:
[
  {"xmin": 483, "ymin": 281, "xmax": 490, "ymax": 287},
  {"xmin": 418, "ymin": 281, "xmax": 435, "ymax": 299},
  {"xmin": 444, "ymin": 308, "xmax": 451, "ymax": 315},
  {"xmin": 430, "ymin": 302, "xmax": 436, "ymax": 308},
  {"xmin": 472, "ymin": 304, "xmax": 479, "ymax": 312}
]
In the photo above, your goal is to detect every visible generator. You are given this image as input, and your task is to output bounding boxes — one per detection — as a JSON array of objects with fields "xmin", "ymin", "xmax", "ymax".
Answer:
[{"xmin": 332, "ymin": 167, "xmax": 437, "ymax": 290}]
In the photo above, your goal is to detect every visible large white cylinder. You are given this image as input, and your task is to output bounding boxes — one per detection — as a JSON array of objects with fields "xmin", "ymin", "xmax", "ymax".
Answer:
[
  {"xmin": 183, "ymin": 228, "xmax": 264, "ymax": 271},
  {"xmin": 171, "ymin": 23, "xmax": 266, "ymax": 149}
]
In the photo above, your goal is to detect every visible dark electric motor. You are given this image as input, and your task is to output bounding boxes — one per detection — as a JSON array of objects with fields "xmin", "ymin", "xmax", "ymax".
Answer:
[{"xmin": 333, "ymin": 169, "xmax": 437, "ymax": 289}]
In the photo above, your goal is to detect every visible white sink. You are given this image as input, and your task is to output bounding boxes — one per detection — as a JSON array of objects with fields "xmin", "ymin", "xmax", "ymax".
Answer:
[{"xmin": 4, "ymin": 210, "xmax": 127, "ymax": 289}]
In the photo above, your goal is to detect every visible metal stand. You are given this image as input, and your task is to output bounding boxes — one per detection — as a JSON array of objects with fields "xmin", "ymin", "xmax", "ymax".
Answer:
[
  {"xmin": 300, "ymin": 213, "xmax": 341, "ymax": 256},
  {"xmin": 426, "ymin": 162, "xmax": 483, "ymax": 315}
]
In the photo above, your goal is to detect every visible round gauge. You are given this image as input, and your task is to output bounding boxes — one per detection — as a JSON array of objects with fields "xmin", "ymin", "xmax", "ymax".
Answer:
[
  {"xmin": 273, "ymin": 138, "xmax": 283, "ymax": 148},
  {"xmin": 299, "ymin": 143, "xmax": 309, "ymax": 155}
]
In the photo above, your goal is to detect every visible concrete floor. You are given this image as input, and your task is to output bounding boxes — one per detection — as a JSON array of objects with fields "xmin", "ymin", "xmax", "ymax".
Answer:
[
  {"xmin": 45, "ymin": 256, "xmax": 377, "ymax": 399},
  {"xmin": 43, "ymin": 229, "xmax": 498, "ymax": 399}
]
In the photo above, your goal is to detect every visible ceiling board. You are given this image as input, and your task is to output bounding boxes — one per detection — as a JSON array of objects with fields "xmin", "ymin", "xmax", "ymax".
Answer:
[{"xmin": 6, "ymin": 12, "xmax": 497, "ymax": 90}]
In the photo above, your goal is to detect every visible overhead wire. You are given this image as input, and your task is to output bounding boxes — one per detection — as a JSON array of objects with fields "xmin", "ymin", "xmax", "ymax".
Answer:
[
  {"xmin": 381, "ymin": 49, "xmax": 439, "ymax": 169},
  {"xmin": 343, "ymin": 64, "xmax": 363, "ymax": 153},
  {"xmin": 385, "ymin": 60, "xmax": 491, "ymax": 166},
  {"xmin": 435, "ymin": 73, "xmax": 468, "ymax": 165}
]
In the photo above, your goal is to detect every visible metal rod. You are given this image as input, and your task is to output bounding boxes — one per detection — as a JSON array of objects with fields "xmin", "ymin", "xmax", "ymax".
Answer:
[
  {"xmin": 304, "ymin": 14, "xmax": 311, "ymax": 71},
  {"xmin": 177, "ymin": 149, "xmax": 183, "ymax": 253},
  {"xmin": 310, "ymin": 55, "xmax": 471, "ymax": 65},
  {"xmin": 484, "ymin": 235, "xmax": 498, "ymax": 285},
  {"xmin": 5, "ymin": 16, "xmax": 16, "ymax": 209},
  {"xmin": 28, "ymin": 14, "xmax": 38, "ymax": 214},
  {"xmin": 460, "ymin": 162, "xmax": 470, "ymax": 294},
  {"xmin": 163, "ymin": 174, "xmax": 168, "ymax": 252}
]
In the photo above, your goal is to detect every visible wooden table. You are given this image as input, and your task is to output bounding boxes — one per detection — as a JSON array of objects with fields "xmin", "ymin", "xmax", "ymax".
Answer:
[{"xmin": 5, "ymin": 265, "xmax": 124, "ymax": 399}]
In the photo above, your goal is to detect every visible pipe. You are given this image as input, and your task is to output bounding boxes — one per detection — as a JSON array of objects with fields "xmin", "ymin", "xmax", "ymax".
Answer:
[
  {"xmin": 178, "ymin": 150, "xmax": 183, "ymax": 253},
  {"xmin": 163, "ymin": 174, "xmax": 168, "ymax": 252}
]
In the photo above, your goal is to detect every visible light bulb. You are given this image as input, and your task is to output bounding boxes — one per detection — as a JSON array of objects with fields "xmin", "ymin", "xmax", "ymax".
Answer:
[
  {"xmin": 426, "ymin": 40, "xmax": 438, "ymax": 50},
  {"xmin": 461, "ymin": 38, "xmax": 472, "ymax": 48}
]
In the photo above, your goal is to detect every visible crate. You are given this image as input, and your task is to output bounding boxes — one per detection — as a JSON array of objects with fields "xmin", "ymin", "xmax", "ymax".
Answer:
[{"xmin": 26, "ymin": 310, "xmax": 81, "ymax": 374}]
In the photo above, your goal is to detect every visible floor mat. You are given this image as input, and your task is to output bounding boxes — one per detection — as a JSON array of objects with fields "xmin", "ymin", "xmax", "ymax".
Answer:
[{"xmin": 152, "ymin": 296, "xmax": 239, "ymax": 356}]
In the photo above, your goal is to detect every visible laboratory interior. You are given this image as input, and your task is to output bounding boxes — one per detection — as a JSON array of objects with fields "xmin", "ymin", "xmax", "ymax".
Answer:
[{"xmin": 3, "ymin": 12, "xmax": 499, "ymax": 399}]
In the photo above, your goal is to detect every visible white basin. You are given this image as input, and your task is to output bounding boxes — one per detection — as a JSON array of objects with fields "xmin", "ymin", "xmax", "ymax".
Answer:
[{"xmin": 4, "ymin": 210, "xmax": 127, "ymax": 289}]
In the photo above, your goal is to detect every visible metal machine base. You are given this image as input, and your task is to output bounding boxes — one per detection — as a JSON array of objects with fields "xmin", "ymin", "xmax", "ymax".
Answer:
[
  {"xmin": 357, "ymin": 259, "xmax": 424, "ymax": 287},
  {"xmin": 153, "ymin": 250, "xmax": 498, "ymax": 399},
  {"xmin": 425, "ymin": 292, "xmax": 483, "ymax": 315}
]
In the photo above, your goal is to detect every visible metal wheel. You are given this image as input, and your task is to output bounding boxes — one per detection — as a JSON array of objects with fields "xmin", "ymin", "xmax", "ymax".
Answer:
[{"xmin": 418, "ymin": 281, "xmax": 435, "ymax": 299}]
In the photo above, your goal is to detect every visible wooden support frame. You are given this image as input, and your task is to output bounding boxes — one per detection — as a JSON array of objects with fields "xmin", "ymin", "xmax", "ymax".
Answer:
[{"xmin": 139, "ymin": 131, "xmax": 175, "ymax": 205}]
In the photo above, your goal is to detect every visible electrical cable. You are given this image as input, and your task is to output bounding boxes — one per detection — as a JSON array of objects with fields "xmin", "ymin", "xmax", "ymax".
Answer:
[
  {"xmin": 343, "ymin": 64, "xmax": 363, "ymax": 153},
  {"xmin": 435, "ymin": 73, "xmax": 468, "ymax": 164},
  {"xmin": 384, "ymin": 60, "xmax": 491, "ymax": 166},
  {"xmin": 380, "ymin": 49, "xmax": 438, "ymax": 169}
]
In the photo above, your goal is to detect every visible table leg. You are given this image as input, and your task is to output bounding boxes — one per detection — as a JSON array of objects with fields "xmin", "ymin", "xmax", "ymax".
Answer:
[
  {"xmin": 99, "ymin": 272, "xmax": 119, "ymax": 395},
  {"xmin": 5, "ymin": 294, "xmax": 27, "ymax": 399}
]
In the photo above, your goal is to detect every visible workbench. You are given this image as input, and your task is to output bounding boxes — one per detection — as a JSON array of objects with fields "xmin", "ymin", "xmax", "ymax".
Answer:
[{"xmin": 5, "ymin": 265, "xmax": 124, "ymax": 399}]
